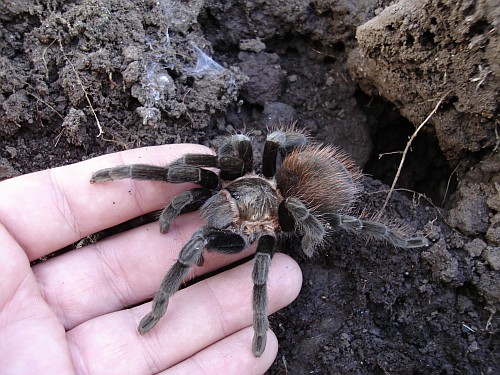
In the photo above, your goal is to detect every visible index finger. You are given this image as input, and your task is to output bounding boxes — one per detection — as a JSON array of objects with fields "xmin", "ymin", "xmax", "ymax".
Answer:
[{"xmin": 0, "ymin": 144, "xmax": 213, "ymax": 261}]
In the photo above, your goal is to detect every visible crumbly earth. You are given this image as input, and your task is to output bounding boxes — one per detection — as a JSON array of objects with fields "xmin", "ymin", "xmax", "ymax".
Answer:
[{"xmin": 1, "ymin": 0, "xmax": 498, "ymax": 374}]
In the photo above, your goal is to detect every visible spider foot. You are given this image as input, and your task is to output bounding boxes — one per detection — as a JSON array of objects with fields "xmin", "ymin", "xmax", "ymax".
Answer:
[
  {"xmin": 252, "ymin": 332, "xmax": 267, "ymax": 357},
  {"xmin": 90, "ymin": 168, "xmax": 115, "ymax": 183},
  {"xmin": 138, "ymin": 311, "xmax": 162, "ymax": 335}
]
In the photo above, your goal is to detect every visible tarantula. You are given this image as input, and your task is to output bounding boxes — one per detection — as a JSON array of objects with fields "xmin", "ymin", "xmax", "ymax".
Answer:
[{"xmin": 90, "ymin": 128, "xmax": 428, "ymax": 357}]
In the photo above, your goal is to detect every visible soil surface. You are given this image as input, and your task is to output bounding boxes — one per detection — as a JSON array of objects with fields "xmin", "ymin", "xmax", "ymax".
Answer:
[{"xmin": 1, "ymin": 0, "xmax": 498, "ymax": 374}]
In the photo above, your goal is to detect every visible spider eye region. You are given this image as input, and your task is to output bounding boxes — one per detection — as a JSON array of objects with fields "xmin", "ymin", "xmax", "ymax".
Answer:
[
  {"xmin": 225, "ymin": 178, "xmax": 280, "ymax": 224},
  {"xmin": 227, "ymin": 189, "xmax": 241, "ymax": 200}
]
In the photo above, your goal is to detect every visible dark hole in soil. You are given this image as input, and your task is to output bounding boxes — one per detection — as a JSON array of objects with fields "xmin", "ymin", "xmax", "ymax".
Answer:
[
  {"xmin": 127, "ymin": 96, "xmax": 141, "ymax": 111},
  {"xmin": 355, "ymin": 89, "xmax": 455, "ymax": 206},
  {"xmin": 469, "ymin": 19, "xmax": 490, "ymax": 37},
  {"xmin": 166, "ymin": 66, "xmax": 181, "ymax": 79},
  {"xmin": 462, "ymin": 2, "xmax": 476, "ymax": 17},
  {"xmin": 420, "ymin": 30, "xmax": 436, "ymax": 48},
  {"xmin": 185, "ymin": 76, "xmax": 195, "ymax": 88},
  {"xmin": 332, "ymin": 41, "xmax": 345, "ymax": 53},
  {"xmin": 323, "ymin": 54, "xmax": 336, "ymax": 65},
  {"xmin": 406, "ymin": 34, "xmax": 415, "ymax": 47}
]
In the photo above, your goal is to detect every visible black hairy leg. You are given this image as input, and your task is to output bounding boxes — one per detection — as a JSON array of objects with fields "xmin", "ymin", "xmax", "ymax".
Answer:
[
  {"xmin": 217, "ymin": 134, "xmax": 254, "ymax": 180},
  {"xmin": 251, "ymin": 234, "xmax": 276, "ymax": 357},
  {"xmin": 169, "ymin": 134, "xmax": 253, "ymax": 181},
  {"xmin": 138, "ymin": 227, "xmax": 246, "ymax": 335},
  {"xmin": 168, "ymin": 153, "xmax": 218, "ymax": 169},
  {"xmin": 279, "ymin": 197, "xmax": 326, "ymax": 257},
  {"xmin": 329, "ymin": 213, "xmax": 429, "ymax": 248},
  {"xmin": 262, "ymin": 128, "xmax": 308, "ymax": 178},
  {"xmin": 158, "ymin": 188, "xmax": 214, "ymax": 233},
  {"xmin": 90, "ymin": 163, "xmax": 219, "ymax": 189}
]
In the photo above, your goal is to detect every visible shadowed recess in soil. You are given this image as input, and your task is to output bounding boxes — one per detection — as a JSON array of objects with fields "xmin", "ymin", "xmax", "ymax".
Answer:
[{"xmin": 356, "ymin": 90, "xmax": 456, "ymax": 207}]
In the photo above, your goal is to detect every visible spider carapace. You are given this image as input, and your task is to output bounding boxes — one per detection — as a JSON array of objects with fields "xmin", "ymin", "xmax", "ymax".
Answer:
[{"xmin": 91, "ymin": 128, "xmax": 428, "ymax": 357}]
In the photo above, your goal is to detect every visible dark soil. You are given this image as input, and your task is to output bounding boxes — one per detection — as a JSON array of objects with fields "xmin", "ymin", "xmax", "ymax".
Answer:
[{"xmin": 1, "ymin": 0, "xmax": 498, "ymax": 374}]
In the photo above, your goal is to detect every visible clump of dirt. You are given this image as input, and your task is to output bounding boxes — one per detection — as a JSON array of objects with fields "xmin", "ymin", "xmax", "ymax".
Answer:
[
  {"xmin": 1, "ymin": 0, "xmax": 247, "ymax": 173},
  {"xmin": 1, "ymin": 0, "xmax": 498, "ymax": 374},
  {"xmin": 348, "ymin": 0, "xmax": 499, "ymax": 162}
]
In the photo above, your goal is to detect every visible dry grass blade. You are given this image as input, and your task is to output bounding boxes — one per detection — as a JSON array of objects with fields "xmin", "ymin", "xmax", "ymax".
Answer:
[{"xmin": 58, "ymin": 40, "xmax": 104, "ymax": 137}]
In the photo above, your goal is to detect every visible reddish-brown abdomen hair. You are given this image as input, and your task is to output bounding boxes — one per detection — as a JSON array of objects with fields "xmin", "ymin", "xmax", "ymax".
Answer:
[{"xmin": 275, "ymin": 145, "xmax": 362, "ymax": 214}]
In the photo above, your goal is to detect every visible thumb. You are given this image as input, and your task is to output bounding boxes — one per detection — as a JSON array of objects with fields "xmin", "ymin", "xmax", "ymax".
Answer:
[{"xmin": 0, "ymin": 224, "xmax": 74, "ymax": 374}]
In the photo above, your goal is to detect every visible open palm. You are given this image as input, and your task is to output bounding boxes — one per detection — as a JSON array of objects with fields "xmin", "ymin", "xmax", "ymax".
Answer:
[{"xmin": 0, "ymin": 144, "xmax": 302, "ymax": 375}]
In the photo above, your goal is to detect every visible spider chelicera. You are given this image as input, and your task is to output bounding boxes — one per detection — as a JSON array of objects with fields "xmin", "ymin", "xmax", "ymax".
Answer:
[{"xmin": 90, "ymin": 128, "xmax": 428, "ymax": 357}]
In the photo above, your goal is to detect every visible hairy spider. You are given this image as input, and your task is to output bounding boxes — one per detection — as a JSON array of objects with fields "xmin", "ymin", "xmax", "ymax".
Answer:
[{"xmin": 90, "ymin": 128, "xmax": 428, "ymax": 357}]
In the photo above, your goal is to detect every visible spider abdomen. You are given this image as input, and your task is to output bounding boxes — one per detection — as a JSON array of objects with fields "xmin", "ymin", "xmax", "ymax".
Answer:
[{"xmin": 276, "ymin": 145, "xmax": 361, "ymax": 214}]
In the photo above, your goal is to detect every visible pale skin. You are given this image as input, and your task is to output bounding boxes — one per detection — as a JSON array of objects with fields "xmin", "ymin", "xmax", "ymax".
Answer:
[{"xmin": 0, "ymin": 144, "xmax": 302, "ymax": 375}]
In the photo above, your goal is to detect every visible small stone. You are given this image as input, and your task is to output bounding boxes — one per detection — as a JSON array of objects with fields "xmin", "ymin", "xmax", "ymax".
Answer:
[
  {"xmin": 421, "ymin": 240, "xmax": 459, "ymax": 283},
  {"xmin": 464, "ymin": 238, "xmax": 487, "ymax": 257},
  {"xmin": 468, "ymin": 341, "xmax": 479, "ymax": 352},
  {"xmin": 239, "ymin": 38, "xmax": 266, "ymax": 53},
  {"xmin": 0, "ymin": 157, "xmax": 20, "ymax": 180},
  {"xmin": 122, "ymin": 45, "xmax": 141, "ymax": 62},
  {"xmin": 486, "ymin": 225, "xmax": 500, "ymax": 245},
  {"xmin": 5, "ymin": 146, "xmax": 17, "ymax": 158},
  {"xmin": 483, "ymin": 247, "xmax": 500, "ymax": 270}
]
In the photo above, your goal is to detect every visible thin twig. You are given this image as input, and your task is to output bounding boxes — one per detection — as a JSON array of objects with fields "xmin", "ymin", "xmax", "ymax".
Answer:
[
  {"xmin": 27, "ymin": 92, "xmax": 64, "ymax": 120},
  {"xmin": 58, "ymin": 40, "xmax": 104, "ymax": 137},
  {"xmin": 378, "ymin": 90, "xmax": 451, "ymax": 217},
  {"xmin": 441, "ymin": 163, "xmax": 459, "ymax": 206},
  {"xmin": 42, "ymin": 39, "xmax": 56, "ymax": 80},
  {"xmin": 378, "ymin": 150, "xmax": 403, "ymax": 159},
  {"xmin": 369, "ymin": 187, "xmax": 452, "ymax": 227},
  {"xmin": 485, "ymin": 308, "xmax": 495, "ymax": 331},
  {"xmin": 493, "ymin": 119, "xmax": 499, "ymax": 153}
]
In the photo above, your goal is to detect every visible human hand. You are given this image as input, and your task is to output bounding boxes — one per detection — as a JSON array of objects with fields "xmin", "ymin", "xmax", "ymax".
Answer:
[{"xmin": 0, "ymin": 144, "xmax": 302, "ymax": 375}]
